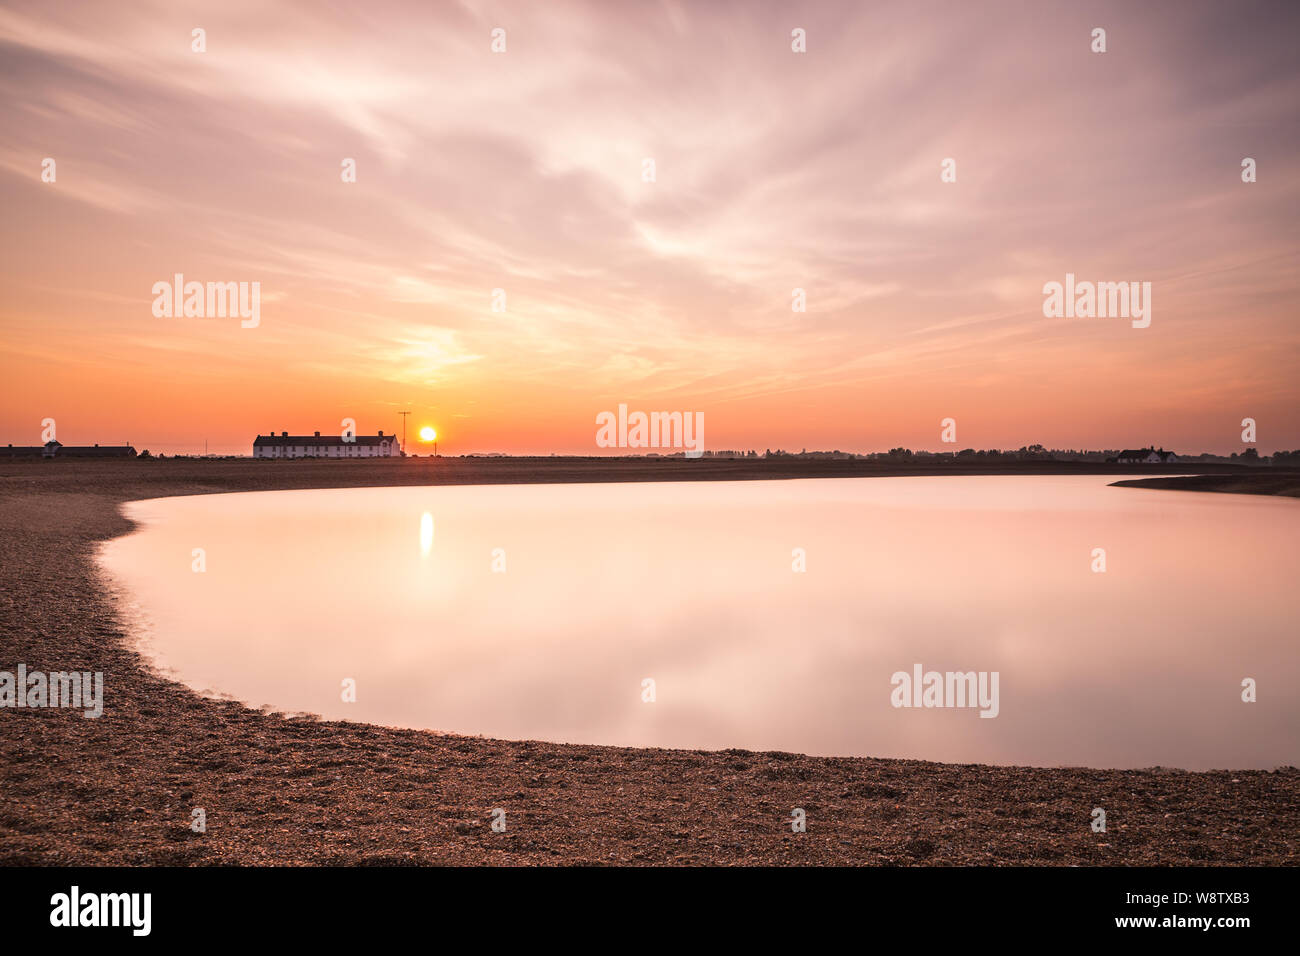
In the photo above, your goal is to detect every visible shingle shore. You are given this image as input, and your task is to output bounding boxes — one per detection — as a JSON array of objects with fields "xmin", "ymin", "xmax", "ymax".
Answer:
[{"xmin": 2, "ymin": 457, "xmax": 1295, "ymax": 865}]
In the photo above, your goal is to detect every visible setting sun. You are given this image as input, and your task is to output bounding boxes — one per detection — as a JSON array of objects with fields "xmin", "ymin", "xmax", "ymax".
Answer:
[{"xmin": 419, "ymin": 426, "xmax": 436, "ymax": 442}]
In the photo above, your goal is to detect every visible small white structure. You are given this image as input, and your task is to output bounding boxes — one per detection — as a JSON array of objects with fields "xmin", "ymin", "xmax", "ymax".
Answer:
[
  {"xmin": 1116, "ymin": 446, "xmax": 1178, "ymax": 464},
  {"xmin": 253, "ymin": 430, "xmax": 401, "ymax": 458}
]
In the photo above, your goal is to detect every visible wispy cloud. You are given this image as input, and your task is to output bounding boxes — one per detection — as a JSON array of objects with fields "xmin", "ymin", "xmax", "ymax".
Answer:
[{"xmin": 1, "ymin": 0, "xmax": 1297, "ymax": 452}]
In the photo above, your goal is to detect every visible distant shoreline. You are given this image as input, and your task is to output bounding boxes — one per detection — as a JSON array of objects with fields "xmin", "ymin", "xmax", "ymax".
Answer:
[
  {"xmin": 2, "ymin": 453, "xmax": 1295, "ymax": 499},
  {"xmin": 1, "ymin": 457, "xmax": 1296, "ymax": 865}
]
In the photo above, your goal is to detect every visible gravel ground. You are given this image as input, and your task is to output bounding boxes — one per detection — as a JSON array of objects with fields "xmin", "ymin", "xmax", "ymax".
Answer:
[{"xmin": 1, "ymin": 457, "xmax": 1296, "ymax": 865}]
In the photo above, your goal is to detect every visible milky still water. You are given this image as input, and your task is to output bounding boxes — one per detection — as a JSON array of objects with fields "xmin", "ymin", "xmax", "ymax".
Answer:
[{"xmin": 97, "ymin": 476, "xmax": 1299, "ymax": 769}]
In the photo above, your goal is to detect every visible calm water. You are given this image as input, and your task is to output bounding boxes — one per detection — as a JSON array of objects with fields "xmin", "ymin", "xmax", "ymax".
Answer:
[{"xmin": 97, "ymin": 476, "xmax": 1299, "ymax": 769}]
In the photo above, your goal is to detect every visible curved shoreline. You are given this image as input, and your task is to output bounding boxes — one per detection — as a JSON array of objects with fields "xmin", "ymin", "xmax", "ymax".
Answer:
[
  {"xmin": 1111, "ymin": 473, "xmax": 1300, "ymax": 497},
  {"xmin": 2, "ymin": 458, "xmax": 1297, "ymax": 865}
]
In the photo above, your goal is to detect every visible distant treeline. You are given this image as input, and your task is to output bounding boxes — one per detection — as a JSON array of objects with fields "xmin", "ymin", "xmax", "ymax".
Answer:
[
  {"xmin": 135, "ymin": 447, "xmax": 1300, "ymax": 464},
  {"xmin": 692, "ymin": 445, "xmax": 1300, "ymax": 464}
]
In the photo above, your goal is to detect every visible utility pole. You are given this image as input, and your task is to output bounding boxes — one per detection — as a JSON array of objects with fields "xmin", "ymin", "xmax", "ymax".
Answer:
[{"xmin": 398, "ymin": 410, "xmax": 410, "ymax": 455}]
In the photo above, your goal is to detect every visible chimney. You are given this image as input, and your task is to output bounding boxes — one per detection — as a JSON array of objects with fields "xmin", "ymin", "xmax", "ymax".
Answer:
[
  {"xmin": 314, "ymin": 431, "xmax": 320, "ymax": 437},
  {"xmin": 282, "ymin": 431, "xmax": 288, "ymax": 437},
  {"xmin": 378, "ymin": 430, "xmax": 384, "ymax": 437}
]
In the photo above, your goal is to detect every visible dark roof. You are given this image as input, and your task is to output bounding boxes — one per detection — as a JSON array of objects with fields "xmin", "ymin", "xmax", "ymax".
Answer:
[
  {"xmin": 4, "ymin": 443, "xmax": 135, "ymax": 457},
  {"xmin": 254, "ymin": 434, "xmax": 396, "ymax": 447},
  {"xmin": 58, "ymin": 445, "xmax": 137, "ymax": 457},
  {"xmin": 1117, "ymin": 448, "xmax": 1176, "ymax": 460}
]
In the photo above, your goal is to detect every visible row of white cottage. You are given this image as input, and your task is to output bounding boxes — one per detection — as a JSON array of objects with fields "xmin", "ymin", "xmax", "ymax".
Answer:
[
  {"xmin": 1113, "ymin": 446, "xmax": 1179, "ymax": 464},
  {"xmin": 253, "ymin": 431, "xmax": 402, "ymax": 458}
]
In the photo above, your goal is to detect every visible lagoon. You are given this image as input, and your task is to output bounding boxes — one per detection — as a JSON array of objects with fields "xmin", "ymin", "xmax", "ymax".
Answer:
[{"xmin": 97, "ymin": 476, "xmax": 1300, "ymax": 769}]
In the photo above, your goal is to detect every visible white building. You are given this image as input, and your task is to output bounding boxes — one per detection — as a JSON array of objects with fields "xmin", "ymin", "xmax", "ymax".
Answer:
[{"xmin": 253, "ymin": 430, "xmax": 401, "ymax": 458}]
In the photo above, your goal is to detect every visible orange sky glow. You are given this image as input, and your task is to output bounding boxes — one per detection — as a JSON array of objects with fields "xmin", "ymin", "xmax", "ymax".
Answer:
[{"xmin": 2, "ymin": 0, "xmax": 1297, "ymax": 455}]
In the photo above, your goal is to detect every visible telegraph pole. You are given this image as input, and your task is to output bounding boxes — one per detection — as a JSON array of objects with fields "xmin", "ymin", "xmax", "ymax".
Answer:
[{"xmin": 398, "ymin": 410, "xmax": 410, "ymax": 455}]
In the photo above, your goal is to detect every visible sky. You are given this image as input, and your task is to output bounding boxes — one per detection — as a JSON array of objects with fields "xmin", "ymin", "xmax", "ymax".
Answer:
[{"xmin": 1, "ymin": 0, "xmax": 1297, "ymax": 455}]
